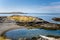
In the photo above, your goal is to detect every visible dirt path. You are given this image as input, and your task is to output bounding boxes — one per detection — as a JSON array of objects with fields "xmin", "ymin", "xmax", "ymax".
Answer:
[{"xmin": 0, "ymin": 23, "xmax": 26, "ymax": 36}]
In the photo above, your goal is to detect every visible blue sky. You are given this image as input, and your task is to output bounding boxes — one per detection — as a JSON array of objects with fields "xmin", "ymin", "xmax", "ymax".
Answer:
[{"xmin": 0, "ymin": 0, "xmax": 60, "ymax": 13}]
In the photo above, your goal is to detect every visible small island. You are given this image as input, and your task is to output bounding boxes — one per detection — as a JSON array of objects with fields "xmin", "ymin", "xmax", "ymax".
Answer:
[{"xmin": 52, "ymin": 17, "xmax": 60, "ymax": 22}]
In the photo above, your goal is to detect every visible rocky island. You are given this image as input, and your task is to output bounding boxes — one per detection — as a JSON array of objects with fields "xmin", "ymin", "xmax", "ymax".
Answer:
[{"xmin": 52, "ymin": 17, "xmax": 60, "ymax": 22}]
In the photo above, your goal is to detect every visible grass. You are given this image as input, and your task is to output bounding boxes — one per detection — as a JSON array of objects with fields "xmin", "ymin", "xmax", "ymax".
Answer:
[
  {"xmin": 0, "ymin": 37, "xmax": 5, "ymax": 40},
  {"xmin": 8, "ymin": 15, "xmax": 36, "ymax": 22}
]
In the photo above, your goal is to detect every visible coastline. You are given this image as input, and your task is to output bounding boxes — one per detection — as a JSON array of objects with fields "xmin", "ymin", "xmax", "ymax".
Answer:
[{"xmin": 0, "ymin": 15, "xmax": 60, "ymax": 40}]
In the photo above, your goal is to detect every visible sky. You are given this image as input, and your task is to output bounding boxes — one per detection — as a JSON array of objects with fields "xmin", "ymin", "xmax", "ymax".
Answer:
[{"xmin": 0, "ymin": 0, "xmax": 60, "ymax": 13}]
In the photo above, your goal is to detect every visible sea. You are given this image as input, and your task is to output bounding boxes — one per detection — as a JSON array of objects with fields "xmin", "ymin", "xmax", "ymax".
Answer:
[{"xmin": 0, "ymin": 13, "xmax": 60, "ymax": 38}]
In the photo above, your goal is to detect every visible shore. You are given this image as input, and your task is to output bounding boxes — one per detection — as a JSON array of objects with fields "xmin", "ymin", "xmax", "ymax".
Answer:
[
  {"xmin": 0, "ymin": 15, "xmax": 60, "ymax": 40},
  {"xmin": 0, "ymin": 23, "xmax": 26, "ymax": 36},
  {"xmin": 38, "ymin": 35, "xmax": 60, "ymax": 40},
  {"xmin": 0, "ymin": 35, "xmax": 60, "ymax": 40}
]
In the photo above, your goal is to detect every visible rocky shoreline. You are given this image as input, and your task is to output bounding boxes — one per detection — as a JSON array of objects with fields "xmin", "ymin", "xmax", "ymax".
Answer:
[
  {"xmin": 0, "ymin": 15, "xmax": 60, "ymax": 40},
  {"xmin": 0, "ymin": 15, "xmax": 60, "ymax": 32}
]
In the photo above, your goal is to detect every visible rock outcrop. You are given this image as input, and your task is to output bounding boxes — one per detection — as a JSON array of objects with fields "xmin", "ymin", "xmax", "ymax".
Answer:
[
  {"xmin": 40, "ymin": 23, "xmax": 60, "ymax": 30},
  {"xmin": 0, "ymin": 16, "xmax": 7, "ymax": 23},
  {"xmin": 52, "ymin": 17, "xmax": 60, "ymax": 22}
]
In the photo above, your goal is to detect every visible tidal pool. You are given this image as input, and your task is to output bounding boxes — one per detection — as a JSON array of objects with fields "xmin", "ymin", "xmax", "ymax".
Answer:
[{"xmin": 5, "ymin": 29, "xmax": 60, "ymax": 39}]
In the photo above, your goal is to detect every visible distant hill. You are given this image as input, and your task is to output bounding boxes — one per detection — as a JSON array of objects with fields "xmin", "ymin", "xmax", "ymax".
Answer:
[
  {"xmin": 0, "ymin": 12, "xmax": 27, "ymax": 14},
  {"xmin": 10, "ymin": 12, "xmax": 27, "ymax": 14}
]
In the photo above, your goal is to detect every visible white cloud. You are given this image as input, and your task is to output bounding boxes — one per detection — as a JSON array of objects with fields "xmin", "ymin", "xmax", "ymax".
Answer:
[
  {"xmin": 38, "ymin": 5, "xmax": 60, "ymax": 13},
  {"xmin": 0, "ymin": 2, "xmax": 60, "ymax": 13},
  {"xmin": 37, "ymin": 2, "xmax": 60, "ymax": 13}
]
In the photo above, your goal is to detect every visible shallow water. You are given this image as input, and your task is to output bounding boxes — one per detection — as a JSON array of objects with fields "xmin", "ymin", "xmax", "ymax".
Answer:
[{"xmin": 5, "ymin": 29, "xmax": 60, "ymax": 38}]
